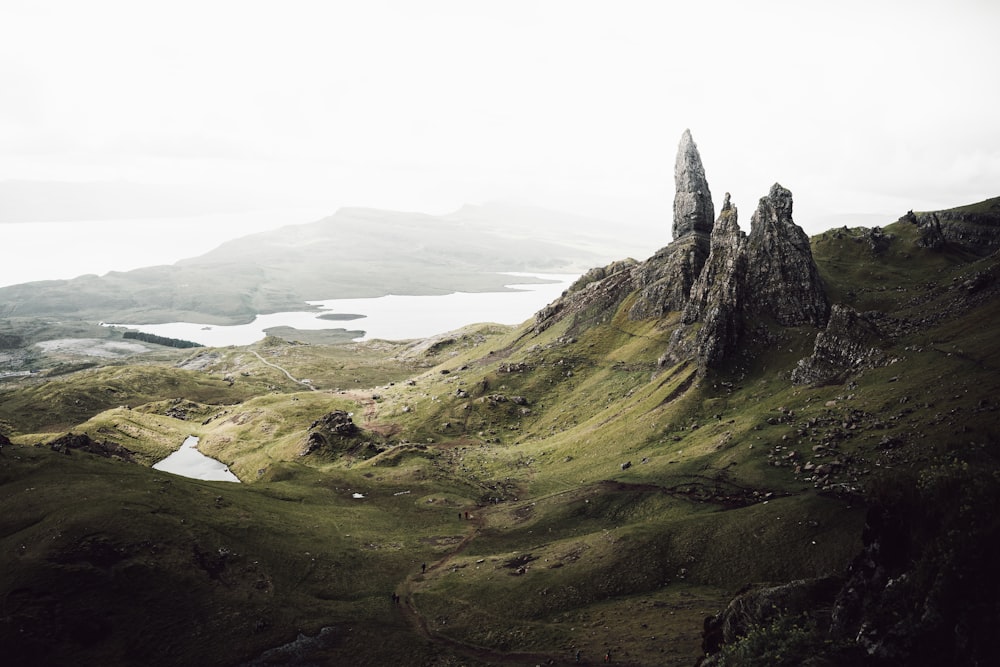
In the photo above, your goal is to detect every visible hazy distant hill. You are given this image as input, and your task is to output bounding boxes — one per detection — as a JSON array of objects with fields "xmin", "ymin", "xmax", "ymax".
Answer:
[{"xmin": 0, "ymin": 204, "xmax": 642, "ymax": 325}]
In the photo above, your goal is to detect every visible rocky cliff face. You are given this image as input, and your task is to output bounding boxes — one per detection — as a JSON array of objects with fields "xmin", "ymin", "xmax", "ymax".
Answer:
[
  {"xmin": 672, "ymin": 128, "xmax": 716, "ymax": 240},
  {"xmin": 664, "ymin": 194, "xmax": 748, "ymax": 368},
  {"xmin": 903, "ymin": 197, "xmax": 1000, "ymax": 252},
  {"xmin": 629, "ymin": 130, "xmax": 715, "ymax": 319},
  {"xmin": 791, "ymin": 305, "xmax": 886, "ymax": 385},
  {"xmin": 534, "ymin": 132, "xmax": 830, "ymax": 374},
  {"xmin": 744, "ymin": 183, "xmax": 829, "ymax": 327},
  {"xmin": 661, "ymin": 185, "xmax": 828, "ymax": 370}
]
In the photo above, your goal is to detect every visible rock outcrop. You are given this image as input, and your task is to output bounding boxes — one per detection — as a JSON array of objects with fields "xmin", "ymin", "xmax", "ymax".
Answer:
[
  {"xmin": 744, "ymin": 183, "xmax": 829, "ymax": 327},
  {"xmin": 700, "ymin": 576, "xmax": 844, "ymax": 660},
  {"xmin": 903, "ymin": 197, "xmax": 1000, "ymax": 253},
  {"xmin": 662, "ymin": 186, "xmax": 828, "ymax": 371},
  {"xmin": 627, "ymin": 237, "xmax": 711, "ymax": 319},
  {"xmin": 629, "ymin": 130, "xmax": 715, "ymax": 319},
  {"xmin": 534, "ymin": 135, "xmax": 830, "ymax": 375},
  {"xmin": 672, "ymin": 129, "xmax": 715, "ymax": 239},
  {"xmin": 47, "ymin": 432, "xmax": 135, "ymax": 461},
  {"xmin": 791, "ymin": 305, "xmax": 886, "ymax": 385},
  {"xmin": 301, "ymin": 410, "xmax": 360, "ymax": 455},
  {"xmin": 534, "ymin": 259, "xmax": 637, "ymax": 334},
  {"xmin": 683, "ymin": 194, "xmax": 748, "ymax": 367}
]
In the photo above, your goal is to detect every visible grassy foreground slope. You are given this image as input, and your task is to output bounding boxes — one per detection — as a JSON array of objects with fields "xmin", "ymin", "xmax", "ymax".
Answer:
[{"xmin": 2, "ymin": 208, "xmax": 999, "ymax": 665}]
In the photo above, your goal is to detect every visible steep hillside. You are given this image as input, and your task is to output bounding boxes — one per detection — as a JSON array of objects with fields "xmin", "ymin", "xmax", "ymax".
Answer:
[{"xmin": 1, "ymin": 136, "xmax": 997, "ymax": 666}]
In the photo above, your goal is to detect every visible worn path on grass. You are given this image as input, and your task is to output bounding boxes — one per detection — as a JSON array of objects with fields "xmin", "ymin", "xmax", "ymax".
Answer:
[
  {"xmin": 251, "ymin": 350, "xmax": 317, "ymax": 390},
  {"xmin": 392, "ymin": 508, "xmax": 609, "ymax": 666}
]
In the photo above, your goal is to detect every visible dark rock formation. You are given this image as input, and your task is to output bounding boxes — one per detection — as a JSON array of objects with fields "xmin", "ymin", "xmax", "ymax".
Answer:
[
  {"xmin": 628, "ymin": 236, "xmax": 711, "ymax": 319},
  {"xmin": 47, "ymin": 432, "xmax": 135, "ymax": 461},
  {"xmin": 702, "ymin": 462, "xmax": 1000, "ymax": 666},
  {"xmin": 662, "ymin": 186, "xmax": 829, "ymax": 371},
  {"xmin": 534, "ymin": 259, "xmax": 637, "ymax": 334},
  {"xmin": 744, "ymin": 183, "xmax": 829, "ymax": 327},
  {"xmin": 629, "ymin": 130, "xmax": 716, "ymax": 319},
  {"xmin": 539, "ymin": 141, "xmax": 829, "ymax": 375},
  {"xmin": 904, "ymin": 197, "xmax": 1000, "ymax": 253},
  {"xmin": 828, "ymin": 469, "xmax": 1000, "ymax": 666},
  {"xmin": 301, "ymin": 410, "xmax": 359, "ymax": 455},
  {"xmin": 792, "ymin": 305, "xmax": 887, "ymax": 385},
  {"xmin": 311, "ymin": 410, "xmax": 359, "ymax": 436},
  {"xmin": 681, "ymin": 194, "xmax": 748, "ymax": 368},
  {"xmin": 673, "ymin": 129, "xmax": 715, "ymax": 239}
]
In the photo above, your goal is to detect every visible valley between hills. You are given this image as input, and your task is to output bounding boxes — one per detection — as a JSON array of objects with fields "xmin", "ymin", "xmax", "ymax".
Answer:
[{"xmin": 2, "ymin": 134, "xmax": 999, "ymax": 666}]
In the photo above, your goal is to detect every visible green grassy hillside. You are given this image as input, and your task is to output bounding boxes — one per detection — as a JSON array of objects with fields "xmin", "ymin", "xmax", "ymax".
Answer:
[{"xmin": 1, "ymin": 208, "xmax": 998, "ymax": 665}]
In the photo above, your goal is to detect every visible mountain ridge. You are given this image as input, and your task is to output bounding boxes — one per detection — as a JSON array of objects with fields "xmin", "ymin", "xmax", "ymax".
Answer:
[{"xmin": 1, "ymin": 134, "xmax": 998, "ymax": 665}]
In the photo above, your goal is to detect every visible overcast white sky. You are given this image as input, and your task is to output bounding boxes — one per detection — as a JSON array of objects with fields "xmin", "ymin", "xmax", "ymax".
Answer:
[{"xmin": 1, "ymin": 0, "xmax": 998, "ymax": 236}]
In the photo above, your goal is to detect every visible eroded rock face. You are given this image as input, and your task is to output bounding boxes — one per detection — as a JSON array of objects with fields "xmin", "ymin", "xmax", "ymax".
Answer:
[
  {"xmin": 745, "ymin": 183, "xmax": 829, "ymax": 327},
  {"xmin": 48, "ymin": 432, "xmax": 135, "ymax": 461},
  {"xmin": 673, "ymin": 128, "xmax": 715, "ymax": 240},
  {"xmin": 628, "ymin": 130, "xmax": 716, "ymax": 319},
  {"xmin": 534, "ymin": 259, "xmax": 637, "ymax": 334},
  {"xmin": 662, "ymin": 186, "xmax": 829, "ymax": 371},
  {"xmin": 662, "ymin": 195, "xmax": 748, "ymax": 368},
  {"xmin": 792, "ymin": 305, "xmax": 887, "ymax": 385},
  {"xmin": 539, "ymin": 140, "xmax": 830, "ymax": 375},
  {"xmin": 904, "ymin": 200, "xmax": 1000, "ymax": 253},
  {"xmin": 301, "ymin": 410, "xmax": 359, "ymax": 455},
  {"xmin": 628, "ymin": 236, "xmax": 710, "ymax": 319},
  {"xmin": 686, "ymin": 195, "xmax": 748, "ymax": 368}
]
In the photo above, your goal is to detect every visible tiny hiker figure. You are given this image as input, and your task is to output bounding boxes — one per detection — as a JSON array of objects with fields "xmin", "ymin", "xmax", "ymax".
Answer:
[{"xmin": 421, "ymin": 562, "xmax": 426, "ymax": 573}]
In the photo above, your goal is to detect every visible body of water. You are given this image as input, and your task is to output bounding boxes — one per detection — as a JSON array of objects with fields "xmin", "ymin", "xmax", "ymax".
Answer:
[
  {"xmin": 111, "ymin": 273, "xmax": 577, "ymax": 347},
  {"xmin": 152, "ymin": 435, "xmax": 240, "ymax": 482}
]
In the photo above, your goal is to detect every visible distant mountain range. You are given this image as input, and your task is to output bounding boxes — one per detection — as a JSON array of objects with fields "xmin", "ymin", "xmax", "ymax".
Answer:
[{"xmin": 0, "ymin": 203, "xmax": 658, "ymax": 325}]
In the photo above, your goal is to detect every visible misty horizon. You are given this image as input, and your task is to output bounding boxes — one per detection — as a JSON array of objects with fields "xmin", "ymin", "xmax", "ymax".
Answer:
[{"xmin": 2, "ymin": 1, "xmax": 997, "ymax": 247}]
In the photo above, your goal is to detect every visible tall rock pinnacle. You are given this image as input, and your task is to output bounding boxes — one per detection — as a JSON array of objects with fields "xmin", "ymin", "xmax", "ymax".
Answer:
[
  {"xmin": 673, "ymin": 129, "xmax": 715, "ymax": 240},
  {"xmin": 745, "ymin": 183, "xmax": 829, "ymax": 327}
]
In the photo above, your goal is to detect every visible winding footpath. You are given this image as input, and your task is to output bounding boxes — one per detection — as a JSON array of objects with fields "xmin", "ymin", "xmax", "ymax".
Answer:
[{"xmin": 250, "ymin": 350, "xmax": 317, "ymax": 390}]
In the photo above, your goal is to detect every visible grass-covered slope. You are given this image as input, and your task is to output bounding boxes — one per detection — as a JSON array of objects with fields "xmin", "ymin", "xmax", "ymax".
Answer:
[{"xmin": 1, "ymin": 204, "xmax": 999, "ymax": 665}]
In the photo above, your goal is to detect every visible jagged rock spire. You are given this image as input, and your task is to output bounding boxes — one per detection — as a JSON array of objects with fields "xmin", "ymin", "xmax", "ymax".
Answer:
[
  {"xmin": 663, "ymin": 193, "xmax": 748, "ymax": 369},
  {"xmin": 673, "ymin": 129, "xmax": 715, "ymax": 240},
  {"xmin": 684, "ymin": 193, "xmax": 745, "ymax": 325},
  {"xmin": 745, "ymin": 183, "xmax": 829, "ymax": 327}
]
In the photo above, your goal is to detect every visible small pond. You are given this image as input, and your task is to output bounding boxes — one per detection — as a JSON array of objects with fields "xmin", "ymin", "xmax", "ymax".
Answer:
[{"xmin": 152, "ymin": 436, "xmax": 240, "ymax": 483}]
